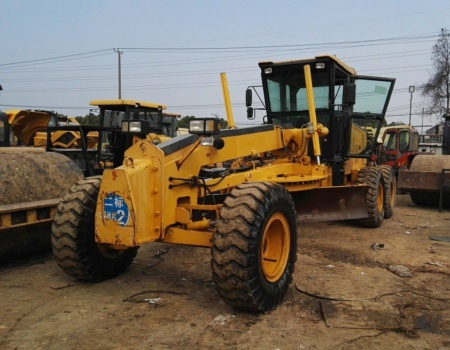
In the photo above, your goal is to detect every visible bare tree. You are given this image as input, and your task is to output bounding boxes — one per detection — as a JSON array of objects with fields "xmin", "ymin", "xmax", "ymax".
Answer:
[{"xmin": 421, "ymin": 28, "xmax": 450, "ymax": 118}]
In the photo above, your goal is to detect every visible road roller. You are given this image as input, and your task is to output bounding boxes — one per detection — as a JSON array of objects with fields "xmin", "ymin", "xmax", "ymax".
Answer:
[
  {"xmin": 0, "ymin": 148, "xmax": 84, "ymax": 261},
  {"xmin": 398, "ymin": 114, "xmax": 450, "ymax": 208}
]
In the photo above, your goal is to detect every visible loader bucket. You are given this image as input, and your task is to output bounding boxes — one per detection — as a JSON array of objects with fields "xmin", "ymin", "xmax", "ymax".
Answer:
[{"xmin": 293, "ymin": 185, "xmax": 369, "ymax": 222}]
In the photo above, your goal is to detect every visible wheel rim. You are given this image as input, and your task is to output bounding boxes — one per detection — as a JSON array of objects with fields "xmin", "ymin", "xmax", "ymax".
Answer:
[
  {"xmin": 260, "ymin": 213, "xmax": 291, "ymax": 283},
  {"xmin": 377, "ymin": 182, "xmax": 384, "ymax": 213}
]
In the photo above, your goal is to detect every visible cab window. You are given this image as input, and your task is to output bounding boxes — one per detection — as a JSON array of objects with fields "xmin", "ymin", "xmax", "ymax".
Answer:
[{"xmin": 399, "ymin": 130, "xmax": 410, "ymax": 152}]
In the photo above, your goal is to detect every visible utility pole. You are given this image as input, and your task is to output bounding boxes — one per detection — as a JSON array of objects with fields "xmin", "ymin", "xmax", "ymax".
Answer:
[
  {"xmin": 114, "ymin": 49, "xmax": 123, "ymax": 99},
  {"xmin": 421, "ymin": 107, "xmax": 425, "ymax": 137},
  {"xmin": 408, "ymin": 85, "xmax": 415, "ymax": 127}
]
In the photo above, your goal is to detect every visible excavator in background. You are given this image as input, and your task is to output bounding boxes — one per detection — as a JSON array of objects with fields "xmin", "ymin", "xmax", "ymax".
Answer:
[
  {"xmin": 0, "ymin": 99, "xmax": 179, "ymax": 261},
  {"xmin": 398, "ymin": 114, "xmax": 450, "ymax": 208},
  {"xmin": 52, "ymin": 55, "xmax": 397, "ymax": 312}
]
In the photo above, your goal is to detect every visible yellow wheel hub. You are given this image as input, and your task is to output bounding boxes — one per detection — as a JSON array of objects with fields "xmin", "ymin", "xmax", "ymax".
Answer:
[
  {"xmin": 377, "ymin": 183, "xmax": 384, "ymax": 213},
  {"xmin": 260, "ymin": 213, "xmax": 291, "ymax": 282}
]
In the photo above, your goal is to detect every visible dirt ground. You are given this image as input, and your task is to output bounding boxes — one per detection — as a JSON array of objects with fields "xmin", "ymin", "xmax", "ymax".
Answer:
[{"xmin": 0, "ymin": 194, "xmax": 449, "ymax": 350}]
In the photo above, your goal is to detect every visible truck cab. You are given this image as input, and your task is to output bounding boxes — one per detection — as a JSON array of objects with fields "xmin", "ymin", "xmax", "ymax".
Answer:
[{"xmin": 379, "ymin": 125, "xmax": 419, "ymax": 175}]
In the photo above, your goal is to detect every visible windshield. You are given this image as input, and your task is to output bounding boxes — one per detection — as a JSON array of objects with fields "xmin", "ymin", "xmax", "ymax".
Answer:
[
  {"xmin": 103, "ymin": 110, "xmax": 125, "ymax": 128},
  {"xmin": 383, "ymin": 132, "xmax": 397, "ymax": 150},
  {"xmin": 353, "ymin": 77, "xmax": 393, "ymax": 116},
  {"xmin": 347, "ymin": 76, "xmax": 395, "ymax": 157},
  {"xmin": 266, "ymin": 69, "xmax": 329, "ymax": 113}
]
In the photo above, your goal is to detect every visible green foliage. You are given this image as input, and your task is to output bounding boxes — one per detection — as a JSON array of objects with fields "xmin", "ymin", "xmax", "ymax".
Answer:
[
  {"xmin": 177, "ymin": 116, "xmax": 196, "ymax": 128},
  {"xmin": 75, "ymin": 114, "xmax": 101, "ymax": 126},
  {"xmin": 218, "ymin": 117, "xmax": 228, "ymax": 129}
]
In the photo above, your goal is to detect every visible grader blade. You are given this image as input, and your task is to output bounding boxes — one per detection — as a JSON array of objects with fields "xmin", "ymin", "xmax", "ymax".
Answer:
[{"xmin": 293, "ymin": 186, "xmax": 369, "ymax": 222}]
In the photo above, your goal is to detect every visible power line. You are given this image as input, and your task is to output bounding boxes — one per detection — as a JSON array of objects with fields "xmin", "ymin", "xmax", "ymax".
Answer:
[{"xmin": 0, "ymin": 32, "xmax": 438, "ymax": 69}]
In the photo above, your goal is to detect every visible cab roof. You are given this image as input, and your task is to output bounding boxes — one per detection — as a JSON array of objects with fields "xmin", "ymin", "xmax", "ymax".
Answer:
[
  {"xmin": 89, "ymin": 99, "xmax": 167, "ymax": 110},
  {"xmin": 258, "ymin": 55, "xmax": 357, "ymax": 75}
]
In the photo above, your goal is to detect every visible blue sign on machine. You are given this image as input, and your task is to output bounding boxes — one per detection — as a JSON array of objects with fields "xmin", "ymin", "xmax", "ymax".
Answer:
[{"xmin": 103, "ymin": 193, "xmax": 129, "ymax": 227}]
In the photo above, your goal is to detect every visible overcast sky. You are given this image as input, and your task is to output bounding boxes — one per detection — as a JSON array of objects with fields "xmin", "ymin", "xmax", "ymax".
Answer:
[{"xmin": 1, "ymin": 1, "xmax": 449, "ymax": 130}]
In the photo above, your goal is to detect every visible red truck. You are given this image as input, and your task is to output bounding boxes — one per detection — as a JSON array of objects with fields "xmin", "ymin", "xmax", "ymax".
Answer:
[{"xmin": 379, "ymin": 124, "xmax": 419, "ymax": 176}]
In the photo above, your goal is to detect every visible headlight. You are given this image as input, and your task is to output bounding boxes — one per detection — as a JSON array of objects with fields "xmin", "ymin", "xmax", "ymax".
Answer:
[
  {"xmin": 121, "ymin": 120, "xmax": 150, "ymax": 134},
  {"xmin": 188, "ymin": 118, "xmax": 221, "ymax": 135},
  {"xmin": 128, "ymin": 121, "xmax": 142, "ymax": 132}
]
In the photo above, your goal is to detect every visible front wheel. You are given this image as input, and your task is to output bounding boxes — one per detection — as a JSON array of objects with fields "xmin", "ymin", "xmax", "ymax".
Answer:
[
  {"xmin": 211, "ymin": 182, "xmax": 298, "ymax": 312},
  {"xmin": 51, "ymin": 177, "xmax": 138, "ymax": 281},
  {"xmin": 357, "ymin": 167, "xmax": 385, "ymax": 228}
]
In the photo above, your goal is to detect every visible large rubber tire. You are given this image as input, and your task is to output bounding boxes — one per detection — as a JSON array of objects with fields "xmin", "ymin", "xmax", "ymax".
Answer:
[
  {"xmin": 378, "ymin": 165, "xmax": 396, "ymax": 219},
  {"xmin": 51, "ymin": 176, "xmax": 138, "ymax": 281},
  {"xmin": 357, "ymin": 167, "xmax": 385, "ymax": 228},
  {"xmin": 211, "ymin": 182, "xmax": 298, "ymax": 312}
]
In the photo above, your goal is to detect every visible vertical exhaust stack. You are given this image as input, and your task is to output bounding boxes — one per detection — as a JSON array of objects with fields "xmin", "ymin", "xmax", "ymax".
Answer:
[{"xmin": 220, "ymin": 73, "xmax": 236, "ymax": 129}]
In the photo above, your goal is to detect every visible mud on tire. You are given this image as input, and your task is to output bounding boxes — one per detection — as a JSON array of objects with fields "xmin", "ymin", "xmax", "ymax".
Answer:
[
  {"xmin": 211, "ymin": 182, "xmax": 297, "ymax": 312},
  {"xmin": 357, "ymin": 167, "xmax": 385, "ymax": 228},
  {"xmin": 51, "ymin": 176, "xmax": 137, "ymax": 281}
]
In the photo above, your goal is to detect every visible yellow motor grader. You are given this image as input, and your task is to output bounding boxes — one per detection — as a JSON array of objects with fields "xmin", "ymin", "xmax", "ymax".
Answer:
[
  {"xmin": 51, "ymin": 55, "xmax": 396, "ymax": 312},
  {"xmin": 0, "ymin": 100, "xmax": 179, "ymax": 261}
]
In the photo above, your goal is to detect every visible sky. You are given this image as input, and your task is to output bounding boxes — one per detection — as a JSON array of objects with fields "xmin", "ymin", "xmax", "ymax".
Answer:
[{"xmin": 1, "ymin": 0, "xmax": 449, "ymax": 132}]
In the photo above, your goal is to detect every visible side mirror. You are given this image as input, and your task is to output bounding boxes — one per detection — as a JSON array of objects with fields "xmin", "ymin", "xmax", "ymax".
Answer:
[
  {"xmin": 245, "ymin": 88, "xmax": 252, "ymax": 107},
  {"xmin": 247, "ymin": 107, "xmax": 254, "ymax": 120},
  {"xmin": 343, "ymin": 83, "xmax": 356, "ymax": 105}
]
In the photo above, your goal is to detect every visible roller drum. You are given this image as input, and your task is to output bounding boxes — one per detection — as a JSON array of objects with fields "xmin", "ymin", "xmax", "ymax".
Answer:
[
  {"xmin": 407, "ymin": 154, "xmax": 450, "ymax": 207},
  {"xmin": 0, "ymin": 149, "xmax": 84, "ymax": 261},
  {"xmin": 0, "ymin": 149, "xmax": 84, "ymax": 205},
  {"xmin": 410, "ymin": 154, "xmax": 450, "ymax": 172}
]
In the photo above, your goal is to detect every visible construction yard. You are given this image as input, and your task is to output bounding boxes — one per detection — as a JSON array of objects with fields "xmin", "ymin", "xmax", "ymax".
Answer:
[{"xmin": 0, "ymin": 194, "xmax": 449, "ymax": 350}]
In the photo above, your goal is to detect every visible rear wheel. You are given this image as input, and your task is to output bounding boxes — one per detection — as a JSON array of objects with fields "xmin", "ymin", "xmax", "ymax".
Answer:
[
  {"xmin": 357, "ymin": 167, "xmax": 385, "ymax": 228},
  {"xmin": 409, "ymin": 191, "xmax": 440, "ymax": 206},
  {"xmin": 378, "ymin": 165, "xmax": 396, "ymax": 218},
  {"xmin": 51, "ymin": 176, "xmax": 137, "ymax": 281},
  {"xmin": 211, "ymin": 182, "xmax": 297, "ymax": 312}
]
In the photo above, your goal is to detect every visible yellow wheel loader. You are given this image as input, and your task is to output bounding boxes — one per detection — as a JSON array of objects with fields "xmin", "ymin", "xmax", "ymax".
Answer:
[
  {"xmin": 0, "ymin": 100, "xmax": 178, "ymax": 261},
  {"xmin": 52, "ymin": 55, "xmax": 396, "ymax": 312}
]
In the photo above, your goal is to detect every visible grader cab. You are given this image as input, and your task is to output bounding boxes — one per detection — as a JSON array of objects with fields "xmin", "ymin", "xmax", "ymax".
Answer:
[{"xmin": 52, "ymin": 55, "xmax": 396, "ymax": 312}]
